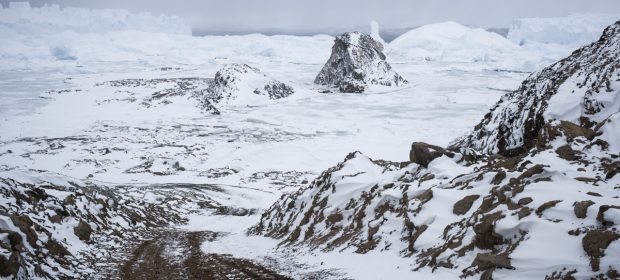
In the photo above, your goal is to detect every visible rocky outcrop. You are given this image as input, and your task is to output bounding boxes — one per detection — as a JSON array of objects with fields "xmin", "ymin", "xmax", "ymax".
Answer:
[
  {"xmin": 314, "ymin": 32, "xmax": 407, "ymax": 93},
  {"xmin": 452, "ymin": 21, "xmax": 620, "ymax": 156},
  {"xmin": 200, "ymin": 64, "xmax": 294, "ymax": 113},
  {"xmin": 0, "ymin": 177, "xmax": 216, "ymax": 279}
]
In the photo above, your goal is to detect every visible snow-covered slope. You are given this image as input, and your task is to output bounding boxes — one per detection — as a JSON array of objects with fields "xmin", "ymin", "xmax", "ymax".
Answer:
[
  {"xmin": 508, "ymin": 14, "xmax": 620, "ymax": 46},
  {"xmin": 453, "ymin": 20, "xmax": 620, "ymax": 156},
  {"xmin": 252, "ymin": 21, "xmax": 620, "ymax": 279},
  {"xmin": 0, "ymin": 173, "xmax": 219, "ymax": 279},
  {"xmin": 315, "ymin": 32, "xmax": 407, "ymax": 93},
  {"xmin": 200, "ymin": 64, "xmax": 294, "ymax": 113},
  {"xmin": 389, "ymin": 21, "xmax": 518, "ymax": 62}
]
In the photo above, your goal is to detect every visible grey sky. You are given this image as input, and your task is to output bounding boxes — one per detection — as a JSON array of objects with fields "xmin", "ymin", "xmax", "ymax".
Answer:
[{"xmin": 4, "ymin": 0, "xmax": 620, "ymax": 32}]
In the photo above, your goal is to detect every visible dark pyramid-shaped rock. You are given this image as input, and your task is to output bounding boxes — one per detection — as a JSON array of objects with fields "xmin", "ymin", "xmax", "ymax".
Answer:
[{"xmin": 314, "ymin": 32, "xmax": 407, "ymax": 93}]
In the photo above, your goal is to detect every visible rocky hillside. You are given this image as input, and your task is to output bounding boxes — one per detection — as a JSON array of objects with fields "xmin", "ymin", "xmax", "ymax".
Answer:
[
  {"xmin": 252, "ymin": 22, "xmax": 620, "ymax": 279},
  {"xmin": 452, "ymin": 21, "xmax": 620, "ymax": 156},
  {"xmin": 0, "ymin": 174, "xmax": 220, "ymax": 279},
  {"xmin": 314, "ymin": 32, "xmax": 407, "ymax": 93},
  {"xmin": 200, "ymin": 63, "xmax": 294, "ymax": 114}
]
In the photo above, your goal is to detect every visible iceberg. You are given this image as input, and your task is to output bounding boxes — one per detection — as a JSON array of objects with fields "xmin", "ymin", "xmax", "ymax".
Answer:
[{"xmin": 507, "ymin": 13, "xmax": 620, "ymax": 46}]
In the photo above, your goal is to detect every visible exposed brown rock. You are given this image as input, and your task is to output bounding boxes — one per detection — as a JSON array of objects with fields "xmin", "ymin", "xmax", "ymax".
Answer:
[
  {"xmin": 473, "ymin": 219, "xmax": 504, "ymax": 250},
  {"xmin": 0, "ymin": 254, "xmax": 20, "ymax": 277},
  {"xmin": 573, "ymin": 200, "xmax": 594, "ymax": 219},
  {"xmin": 74, "ymin": 220, "xmax": 93, "ymax": 242},
  {"xmin": 519, "ymin": 164, "xmax": 545, "ymax": 179},
  {"xmin": 9, "ymin": 214, "xmax": 37, "ymax": 247},
  {"xmin": 582, "ymin": 229, "xmax": 619, "ymax": 271},
  {"xmin": 453, "ymin": 195, "xmax": 480, "ymax": 215},
  {"xmin": 517, "ymin": 207, "xmax": 531, "ymax": 219},
  {"xmin": 596, "ymin": 205, "xmax": 620, "ymax": 226},
  {"xmin": 536, "ymin": 200, "xmax": 562, "ymax": 217},
  {"xmin": 472, "ymin": 253, "xmax": 514, "ymax": 270},
  {"xmin": 555, "ymin": 145, "xmax": 577, "ymax": 161},
  {"xmin": 409, "ymin": 142, "xmax": 452, "ymax": 168},
  {"xmin": 517, "ymin": 197, "xmax": 533, "ymax": 206},
  {"xmin": 491, "ymin": 170, "xmax": 506, "ymax": 185}
]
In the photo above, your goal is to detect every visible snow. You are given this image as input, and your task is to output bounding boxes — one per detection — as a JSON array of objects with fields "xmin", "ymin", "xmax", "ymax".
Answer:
[
  {"xmin": 1, "ymin": 3, "xmax": 619, "ymax": 279},
  {"xmin": 507, "ymin": 13, "xmax": 620, "ymax": 46}
]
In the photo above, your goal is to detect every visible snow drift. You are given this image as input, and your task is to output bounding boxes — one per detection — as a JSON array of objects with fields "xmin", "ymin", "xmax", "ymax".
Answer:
[{"xmin": 507, "ymin": 14, "xmax": 620, "ymax": 46}]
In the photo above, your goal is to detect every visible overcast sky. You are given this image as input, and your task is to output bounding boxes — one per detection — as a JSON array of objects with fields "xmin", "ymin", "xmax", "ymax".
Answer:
[{"xmin": 4, "ymin": 0, "xmax": 620, "ymax": 31}]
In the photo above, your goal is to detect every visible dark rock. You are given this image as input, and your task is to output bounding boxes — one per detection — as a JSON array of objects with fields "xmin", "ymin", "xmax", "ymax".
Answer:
[
  {"xmin": 64, "ymin": 195, "xmax": 76, "ymax": 205},
  {"xmin": 453, "ymin": 195, "xmax": 480, "ymax": 215},
  {"xmin": 409, "ymin": 142, "xmax": 451, "ymax": 168},
  {"xmin": 10, "ymin": 215, "xmax": 37, "ymax": 247},
  {"xmin": 582, "ymin": 229, "xmax": 619, "ymax": 271},
  {"xmin": 46, "ymin": 239, "xmax": 71, "ymax": 257},
  {"xmin": 517, "ymin": 207, "xmax": 531, "ymax": 219},
  {"xmin": 517, "ymin": 197, "xmax": 533, "ymax": 206},
  {"xmin": 415, "ymin": 189, "xmax": 433, "ymax": 203},
  {"xmin": 573, "ymin": 200, "xmax": 595, "ymax": 219},
  {"xmin": 555, "ymin": 145, "xmax": 577, "ymax": 161},
  {"xmin": 473, "ymin": 220, "xmax": 504, "ymax": 250},
  {"xmin": 74, "ymin": 220, "xmax": 93, "ymax": 242},
  {"xmin": 315, "ymin": 32, "xmax": 407, "ymax": 93},
  {"xmin": 596, "ymin": 205, "xmax": 620, "ymax": 226},
  {"xmin": 0, "ymin": 253, "xmax": 20, "ymax": 277},
  {"xmin": 490, "ymin": 170, "xmax": 506, "ymax": 185},
  {"xmin": 472, "ymin": 253, "xmax": 514, "ymax": 270},
  {"xmin": 518, "ymin": 164, "xmax": 545, "ymax": 179},
  {"xmin": 535, "ymin": 200, "xmax": 562, "ymax": 217}
]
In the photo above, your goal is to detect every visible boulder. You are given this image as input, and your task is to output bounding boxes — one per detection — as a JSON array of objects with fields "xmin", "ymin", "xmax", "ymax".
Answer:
[{"xmin": 409, "ymin": 142, "xmax": 452, "ymax": 168}]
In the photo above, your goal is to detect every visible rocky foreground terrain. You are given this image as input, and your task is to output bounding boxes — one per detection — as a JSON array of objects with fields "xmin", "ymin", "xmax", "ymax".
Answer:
[{"xmin": 252, "ymin": 22, "xmax": 620, "ymax": 279}]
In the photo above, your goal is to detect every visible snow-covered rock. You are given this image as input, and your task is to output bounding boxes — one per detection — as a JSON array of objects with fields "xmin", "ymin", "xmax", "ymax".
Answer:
[
  {"xmin": 314, "ymin": 32, "xmax": 407, "ymax": 93},
  {"xmin": 252, "ymin": 21, "xmax": 620, "ymax": 280},
  {"xmin": 200, "ymin": 64, "xmax": 294, "ymax": 113},
  {"xmin": 389, "ymin": 21, "xmax": 517, "ymax": 62},
  {"xmin": 453, "ymin": 20, "xmax": 620, "ymax": 156},
  {"xmin": 0, "ymin": 175, "xmax": 214, "ymax": 279},
  {"xmin": 507, "ymin": 14, "xmax": 620, "ymax": 46}
]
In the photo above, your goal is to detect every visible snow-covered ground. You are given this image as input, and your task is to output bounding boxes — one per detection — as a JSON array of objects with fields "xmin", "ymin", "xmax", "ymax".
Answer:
[{"xmin": 0, "ymin": 3, "xmax": 618, "ymax": 279}]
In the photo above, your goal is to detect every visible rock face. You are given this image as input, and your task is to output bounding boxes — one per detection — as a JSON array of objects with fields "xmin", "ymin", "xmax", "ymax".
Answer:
[
  {"xmin": 200, "ymin": 64, "xmax": 294, "ymax": 113},
  {"xmin": 314, "ymin": 32, "xmax": 407, "ymax": 93},
  {"xmin": 253, "ymin": 22, "xmax": 620, "ymax": 279},
  {"xmin": 452, "ymin": 21, "xmax": 620, "ymax": 156},
  {"xmin": 0, "ymin": 177, "xmax": 212, "ymax": 279}
]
